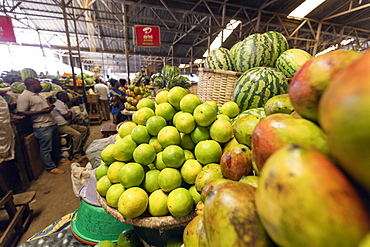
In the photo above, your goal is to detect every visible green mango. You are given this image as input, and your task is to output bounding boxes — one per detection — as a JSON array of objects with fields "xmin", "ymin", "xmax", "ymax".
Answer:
[{"xmin": 117, "ymin": 229, "xmax": 144, "ymax": 247}]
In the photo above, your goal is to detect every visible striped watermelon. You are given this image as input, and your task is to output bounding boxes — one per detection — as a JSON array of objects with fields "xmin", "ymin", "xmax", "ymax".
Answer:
[
  {"xmin": 231, "ymin": 107, "xmax": 266, "ymax": 125},
  {"xmin": 21, "ymin": 68, "xmax": 37, "ymax": 81},
  {"xmin": 275, "ymin": 49, "xmax": 312, "ymax": 78},
  {"xmin": 204, "ymin": 47, "xmax": 234, "ymax": 71},
  {"xmin": 229, "ymin": 41, "xmax": 243, "ymax": 70},
  {"xmin": 263, "ymin": 31, "xmax": 289, "ymax": 66},
  {"xmin": 234, "ymin": 33, "xmax": 274, "ymax": 73},
  {"xmin": 232, "ymin": 67, "xmax": 289, "ymax": 111}
]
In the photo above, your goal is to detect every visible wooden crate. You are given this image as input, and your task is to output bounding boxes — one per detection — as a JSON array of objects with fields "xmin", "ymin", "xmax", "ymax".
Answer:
[
  {"xmin": 86, "ymin": 94, "xmax": 99, "ymax": 104},
  {"xmin": 23, "ymin": 133, "xmax": 44, "ymax": 180}
]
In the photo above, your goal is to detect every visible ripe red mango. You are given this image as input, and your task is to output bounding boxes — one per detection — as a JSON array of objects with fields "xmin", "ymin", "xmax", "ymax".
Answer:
[
  {"xmin": 289, "ymin": 50, "xmax": 361, "ymax": 123},
  {"xmin": 319, "ymin": 50, "xmax": 370, "ymax": 191},
  {"xmin": 256, "ymin": 144, "xmax": 370, "ymax": 247},
  {"xmin": 251, "ymin": 113, "xmax": 329, "ymax": 172}
]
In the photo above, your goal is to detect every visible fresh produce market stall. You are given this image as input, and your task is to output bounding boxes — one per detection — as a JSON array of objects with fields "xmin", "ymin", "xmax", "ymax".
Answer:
[{"xmin": 2, "ymin": 11, "xmax": 369, "ymax": 244}]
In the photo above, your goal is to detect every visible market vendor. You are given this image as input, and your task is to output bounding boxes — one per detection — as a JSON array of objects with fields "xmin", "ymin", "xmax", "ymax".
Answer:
[
  {"xmin": 16, "ymin": 77, "xmax": 65, "ymax": 174},
  {"xmin": 0, "ymin": 88, "xmax": 15, "ymax": 161},
  {"xmin": 94, "ymin": 79, "xmax": 110, "ymax": 121},
  {"xmin": 53, "ymin": 91, "xmax": 90, "ymax": 158},
  {"xmin": 109, "ymin": 79, "xmax": 127, "ymax": 124}
]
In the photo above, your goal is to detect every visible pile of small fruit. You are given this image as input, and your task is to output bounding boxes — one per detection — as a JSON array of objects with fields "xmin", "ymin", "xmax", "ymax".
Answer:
[
  {"xmin": 96, "ymin": 86, "xmax": 242, "ymax": 220},
  {"xmin": 124, "ymin": 84, "xmax": 152, "ymax": 111}
]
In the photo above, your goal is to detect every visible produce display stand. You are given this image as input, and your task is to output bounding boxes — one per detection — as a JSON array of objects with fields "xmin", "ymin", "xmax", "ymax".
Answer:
[
  {"xmin": 96, "ymin": 191, "xmax": 197, "ymax": 230},
  {"xmin": 198, "ymin": 68, "xmax": 243, "ymax": 104}
]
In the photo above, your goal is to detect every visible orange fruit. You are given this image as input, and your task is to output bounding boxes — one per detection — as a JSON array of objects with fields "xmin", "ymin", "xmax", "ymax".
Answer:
[
  {"xmin": 149, "ymin": 137, "xmax": 163, "ymax": 153},
  {"xmin": 112, "ymin": 138, "xmax": 137, "ymax": 162},
  {"xmin": 154, "ymin": 151, "xmax": 166, "ymax": 170},
  {"xmin": 107, "ymin": 161, "xmax": 126, "ymax": 183},
  {"xmin": 137, "ymin": 98, "xmax": 155, "ymax": 111},
  {"xmin": 96, "ymin": 175, "xmax": 112, "ymax": 197},
  {"xmin": 131, "ymin": 125, "xmax": 151, "ymax": 144},
  {"xmin": 95, "ymin": 164, "xmax": 109, "ymax": 181},
  {"xmin": 209, "ymin": 119, "xmax": 234, "ymax": 143},
  {"xmin": 221, "ymin": 101, "xmax": 240, "ymax": 118},
  {"xmin": 148, "ymin": 189, "xmax": 169, "ymax": 216},
  {"xmin": 204, "ymin": 101, "xmax": 219, "ymax": 113},
  {"xmin": 180, "ymin": 94, "xmax": 202, "ymax": 114},
  {"xmin": 193, "ymin": 103, "xmax": 217, "ymax": 127},
  {"xmin": 132, "ymin": 107, "xmax": 155, "ymax": 125},
  {"xmin": 158, "ymin": 168, "xmax": 182, "ymax": 192},
  {"xmin": 119, "ymin": 163, "xmax": 145, "ymax": 188},
  {"xmin": 106, "ymin": 183, "xmax": 125, "ymax": 208},
  {"xmin": 190, "ymin": 126, "xmax": 210, "ymax": 144},
  {"xmin": 174, "ymin": 112, "xmax": 196, "ymax": 134},
  {"xmin": 162, "ymin": 145, "xmax": 185, "ymax": 168},
  {"xmin": 156, "ymin": 90, "xmax": 169, "ymax": 104},
  {"xmin": 101, "ymin": 144, "xmax": 116, "ymax": 165},
  {"xmin": 133, "ymin": 144, "xmax": 156, "ymax": 166},
  {"xmin": 167, "ymin": 188, "xmax": 193, "ymax": 217},
  {"xmin": 181, "ymin": 159, "xmax": 203, "ymax": 184},
  {"xmin": 146, "ymin": 115, "xmax": 167, "ymax": 136},
  {"xmin": 155, "ymin": 102, "xmax": 176, "ymax": 121},
  {"xmin": 142, "ymin": 170, "xmax": 161, "ymax": 193},
  {"xmin": 194, "ymin": 140, "xmax": 222, "ymax": 165},
  {"xmin": 157, "ymin": 126, "xmax": 181, "ymax": 148},
  {"xmin": 168, "ymin": 86, "xmax": 188, "ymax": 109},
  {"xmin": 180, "ymin": 133, "xmax": 196, "ymax": 150},
  {"xmin": 117, "ymin": 187, "xmax": 148, "ymax": 218},
  {"xmin": 118, "ymin": 121, "xmax": 137, "ymax": 138}
]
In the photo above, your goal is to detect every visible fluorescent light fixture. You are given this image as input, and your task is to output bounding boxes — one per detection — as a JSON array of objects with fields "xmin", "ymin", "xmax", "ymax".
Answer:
[
  {"xmin": 193, "ymin": 59, "xmax": 203, "ymax": 65},
  {"xmin": 288, "ymin": 0, "xmax": 326, "ymax": 19},
  {"xmin": 203, "ymin": 19, "xmax": 241, "ymax": 57},
  {"xmin": 315, "ymin": 38, "xmax": 355, "ymax": 56}
]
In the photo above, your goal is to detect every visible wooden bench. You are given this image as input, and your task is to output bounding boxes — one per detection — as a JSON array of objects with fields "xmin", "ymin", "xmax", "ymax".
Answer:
[
  {"xmin": 100, "ymin": 124, "xmax": 117, "ymax": 138},
  {"xmin": 0, "ymin": 159, "xmax": 35, "ymax": 247}
]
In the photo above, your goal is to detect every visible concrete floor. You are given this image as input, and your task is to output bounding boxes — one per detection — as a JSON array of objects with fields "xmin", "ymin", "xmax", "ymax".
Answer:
[{"xmin": 17, "ymin": 118, "xmax": 114, "ymax": 245}]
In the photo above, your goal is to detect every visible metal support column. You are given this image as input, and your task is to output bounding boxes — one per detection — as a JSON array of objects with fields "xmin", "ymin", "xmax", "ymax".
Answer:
[
  {"xmin": 122, "ymin": 2, "xmax": 130, "ymax": 82},
  {"xmin": 61, "ymin": 0, "xmax": 76, "ymax": 91},
  {"xmin": 72, "ymin": 0, "xmax": 85, "ymax": 96}
]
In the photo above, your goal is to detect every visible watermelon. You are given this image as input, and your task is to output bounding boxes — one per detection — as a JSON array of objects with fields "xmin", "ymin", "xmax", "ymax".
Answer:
[
  {"xmin": 275, "ymin": 49, "xmax": 312, "ymax": 78},
  {"xmin": 21, "ymin": 68, "xmax": 37, "ymax": 81},
  {"xmin": 41, "ymin": 82, "xmax": 53, "ymax": 92},
  {"xmin": 229, "ymin": 41, "xmax": 243, "ymax": 70},
  {"xmin": 234, "ymin": 33, "xmax": 274, "ymax": 73},
  {"xmin": 0, "ymin": 83, "xmax": 8, "ymax": 88},
  {"xmin": 10, "ymin": 82, "xmax": 26, "ymax": 94},
  {"xmin": 231, "ymin": 107, "xmax": 266, "ymax": 125},
  {"xmin": 263, "ymin": 31, "xmax": 289, "ymax": 66},
  {"xmin": 204, "ymin": 47, "xmax": 234, "ymax": 71},
  {"xmin": 232, "ymin": 67, "xmax": 289, "ymax": 111}
]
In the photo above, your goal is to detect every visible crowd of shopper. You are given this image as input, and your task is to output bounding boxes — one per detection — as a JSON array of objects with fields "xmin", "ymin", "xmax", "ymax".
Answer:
[{"xmin": 2, "ymin": 76, "xmax": 129, "ymax": 175}]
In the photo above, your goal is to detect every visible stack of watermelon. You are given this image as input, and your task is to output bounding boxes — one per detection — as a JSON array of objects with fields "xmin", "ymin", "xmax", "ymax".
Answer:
[{"xmin": 203, "ymin": 31, "xmax": 312, "ymax": 111}]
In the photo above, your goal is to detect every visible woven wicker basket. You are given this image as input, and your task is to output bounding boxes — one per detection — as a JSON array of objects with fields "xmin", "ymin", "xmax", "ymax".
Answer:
[
  {"xmin": 96, "ymin": 191, "xmax": 197, "ymax": 230},
  {"xmin": 198, "ymin": 68, "xmax": 243, "ymax": 104}
]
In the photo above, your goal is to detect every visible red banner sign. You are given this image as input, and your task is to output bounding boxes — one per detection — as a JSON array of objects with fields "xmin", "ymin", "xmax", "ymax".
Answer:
[
  {"xmin": 0, "ymin": 16, "xmax": 16, "ymax": 43},
  {"xmin": 134, "ymin": 25, "xmax": 161, "ymax": 47}
]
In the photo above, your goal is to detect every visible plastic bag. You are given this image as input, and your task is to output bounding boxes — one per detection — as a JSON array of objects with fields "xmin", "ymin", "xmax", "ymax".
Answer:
[
  {"xmin": 70, "ymin": 162, "xmax": 92, "ymax": 197},
  {"xmin": 85, "ymin": 134, "xmax": 117, "ymax": 169}
]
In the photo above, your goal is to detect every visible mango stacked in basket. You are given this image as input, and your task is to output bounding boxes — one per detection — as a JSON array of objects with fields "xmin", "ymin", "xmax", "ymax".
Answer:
[{"xmin": 95, "ymin": 86, "xmax": 240, "ymax": 219}]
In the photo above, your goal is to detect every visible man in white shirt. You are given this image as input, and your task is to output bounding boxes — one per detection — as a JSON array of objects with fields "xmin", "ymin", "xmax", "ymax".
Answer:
[
  {"xmin": 53, "ymin": 91, "xmax": 89, "ymax": 158},
  {"xmin": 17, "ymin": 77, "xmax": 65, "ymax": 174},
  {"xmin": 93, "ymin": 79, "xmax": 110, "ymax": 121}
]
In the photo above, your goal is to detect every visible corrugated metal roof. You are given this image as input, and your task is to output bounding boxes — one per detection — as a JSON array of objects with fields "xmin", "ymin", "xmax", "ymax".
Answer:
[{"xmin": 1, "ymin": 0, "xmax": 370, "ymax": 73}]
